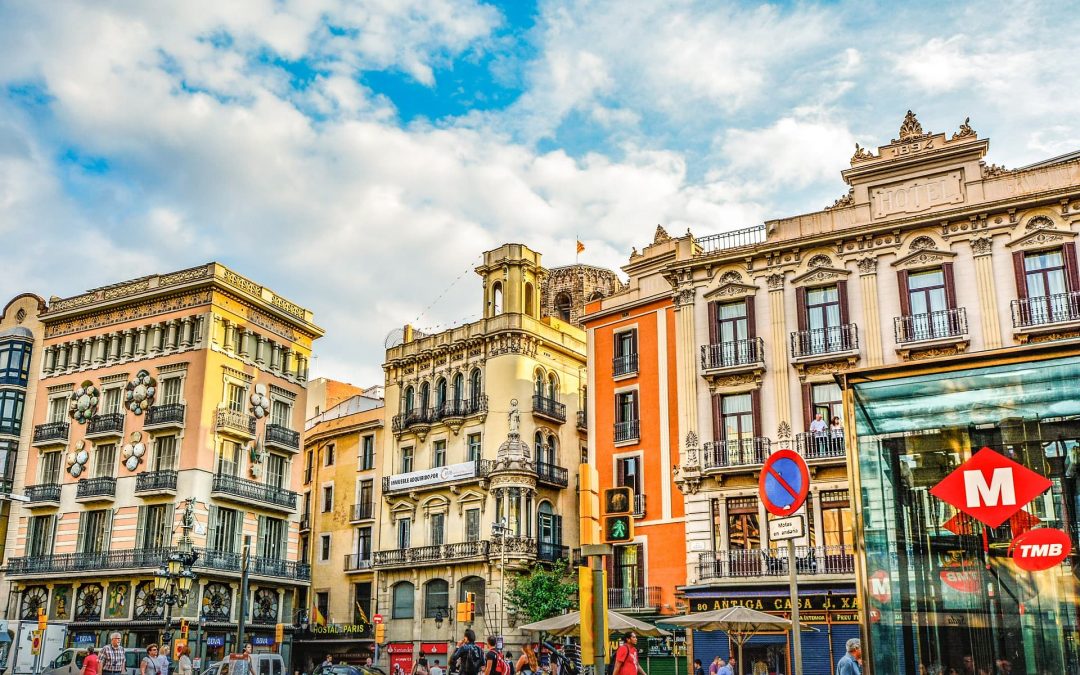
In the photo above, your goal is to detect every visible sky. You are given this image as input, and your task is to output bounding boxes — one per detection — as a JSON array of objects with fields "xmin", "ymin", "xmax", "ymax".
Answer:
[{"xmin": 1, "ymin": 0, "xmax": 1078, "ymax": 387}]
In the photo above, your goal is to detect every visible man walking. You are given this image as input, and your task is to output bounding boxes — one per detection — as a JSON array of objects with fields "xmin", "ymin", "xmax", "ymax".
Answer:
[
  {"xmin": 836, "ymin": 638, "xmax": 862, "ymax": 675},
  {"xmin": 101, "ymin": 633, "xmax": 126, "ymax": 675},
  {"xmin": 612, "ymin": 634, "xmax": 646, "ymax": 675},
  {"xmin": 449, "ymin": 629, "xmax": 484, "ymax": 675},
  {"xmin": 717, "ymin": 657, "xmax": 735, "ymax": 675}
]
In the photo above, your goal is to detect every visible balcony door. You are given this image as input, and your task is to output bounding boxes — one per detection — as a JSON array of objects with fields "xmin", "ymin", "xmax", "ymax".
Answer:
[
  {"xmin": 77, "ymin": 510, "xmax": 112, "ymax": 554},
  {"xmin": 1020, "ymin": 248, "xmax": 1076, "ymax": 323},
  {"xmin": 805, "ymin": 285, "xmax": 843, "ymax": 353},
  {"xmin": 609, "ymin": 543, "xmax": 643, "ymax": 594},
  {"xmin": 538, "ymin": 502, "xmax": 562, "ymax": 552},
  {"xmin": 615, "ymin": 455, "xmax": 641, "ymax": 496},
  {"xmin": 726, "ymin": 496, "xmax": 761, "ymax": 576},
  {"xmin": 899, "ymin": 266, "xmax": 955, "ymax": 339},
  {"xmin": 711, "ymin": 300, "xmax": 751, "ymax": 366},
  {"xmin": 712, "ymin": 392, "xmax": 761, "ymax": 464}
]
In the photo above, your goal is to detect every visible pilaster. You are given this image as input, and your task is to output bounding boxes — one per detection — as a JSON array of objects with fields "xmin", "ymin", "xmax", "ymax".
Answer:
[
  {"xmin": 972, "ymin": 236, "xmax": 1002, "ymax": 349},
  {"xmin": 767, "ymin": 274, "xmax": 791, "ymax": 434},
  {"xmin": 857, "ymin": 257, "xmax": 884, "ymax": 366}
]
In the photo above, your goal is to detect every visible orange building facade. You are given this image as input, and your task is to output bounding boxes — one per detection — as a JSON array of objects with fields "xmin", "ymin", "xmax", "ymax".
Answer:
[{"xmin": 582, "ymin": 227, "xmax": 686, "ymax": 621}]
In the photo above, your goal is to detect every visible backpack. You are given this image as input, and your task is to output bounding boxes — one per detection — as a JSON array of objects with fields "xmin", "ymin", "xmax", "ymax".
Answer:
[
  {"xmin": 459, "ymin": 645, "xmax": 484, "ymax": 675},
  {"xmin": 491, "ymin": 651, "xmax": 512, "ymax": 675}
]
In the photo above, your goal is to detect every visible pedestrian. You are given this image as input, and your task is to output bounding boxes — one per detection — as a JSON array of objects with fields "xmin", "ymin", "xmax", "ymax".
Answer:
[
  {"xmin": 708, "ymin": 657, "xmax": 721, "ymax": 675},
  {"xmin": 482, "ymin": 637, "xmax": 499, "ymax": 675},
  {"xmin": 718, "ymin": 657, "xmax": 735, "ymax": 675},
  {"xmin": 836, "ymin": 638, "xmax": 861, "ymax": 675},
  {"xmin": 101, "ymin": 633, "xmax": 126, "ymax": 675},
  {"xmin": 141, "ymin": 646, "xmax": 162, "ymax": 675},
  {"xmin": 178, "ymin": 647, "xmax": 193, "ymax": 675},
  {"xmin": 516, "ymin": 646, "xmax": 537, "ymax": 675},
  {"xmin": 232, "ymin": 644, "xmax": 253, "ymax": 675},
  {"xmin": 323, "ymin": 656, "xmax": 334, "ymax": 670},
  {"xmin": 504, "ymin": 653, "xmax": 514, "ymax": 675},
  {"xmin": 156, "ymin": 645, "xmax": 170, "ymax": 675},
  {"xmin": 611, "ymin": 634, "xmax": 645, "ymax": 675},
  {"xmin": 83, "ymin": 647, "xmax": 100, "ymax": 675},
  {"xmin": 692, "ymin": 659, "xmax": 704, "ymax": 675},
  {"xmin": 431, "ymin": 660, "xmax": 444, "ymax": 675},
  {"xmin": 413, "ymin": 657, "xmax": 430, "ymax": 675},
  {"xmin": 449, "ymin": 628, "xmax": 484, "ymax": 675}
]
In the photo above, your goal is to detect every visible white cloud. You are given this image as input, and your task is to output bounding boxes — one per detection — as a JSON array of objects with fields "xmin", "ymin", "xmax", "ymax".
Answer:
[{"xmin": 718, "ymin": 116, "xmax": 855, "ymax": 190}]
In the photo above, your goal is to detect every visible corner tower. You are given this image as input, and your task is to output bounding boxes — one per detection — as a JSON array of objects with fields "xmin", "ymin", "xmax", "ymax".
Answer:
[{"xmin": 475, "ymin": 243, "xmax": 545, "ymax": 319}]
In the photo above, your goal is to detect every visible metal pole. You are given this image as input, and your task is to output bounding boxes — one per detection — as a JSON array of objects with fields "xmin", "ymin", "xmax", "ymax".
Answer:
[
  {"xmin": 237, "ymin": 535, "xmax": 251, "ymax": 651},
  {"xmin": 787, "ymin": 539, "xmax": 802, "ymax": 675},
  {"xmin": 591, "ymin": 561, "xmax": 604, "ymax": 675}
]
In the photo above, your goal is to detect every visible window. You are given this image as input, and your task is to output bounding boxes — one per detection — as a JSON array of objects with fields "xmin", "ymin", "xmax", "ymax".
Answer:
[
  {"xmin": 555, "ymin": 292, "xmax": 572, "ymax": 321},
  {"xmin": 0, "ymin": 390, "xmax": 25, "ymax": 435},
  {"xmin": 452, "ymin": 373, "xmax": 464, "ymax": 406},
  {"xmin": 360, "ymin": 435, "xmax": 375, "ymax": 470},
  {"xmin": 616, "ymin": 456, "xmax": 642, "ymax": 495},
  {"xmin": 353, "ymin": 582, "xmax": 372, "ymax": 624},
  {"xmin": 436, "ymin": 378, "xmax": 447, "ymax": 410},
  {"xmin": 396, "ymin": 518, "xmax": 411, "ymax": 549},
  {"xmin": 102, "ymin": 388, "xmax": 122, "ymax": 415},
  {"xmin": 153, "ymin": 435, "xmax": 177, "ymax": 471},
  {"xmin": 401, "ymin": 447, "xmax": 413, "ymax": 474},
  {"xmin": 78, "ymin": 510, "xmax": 111, "ymax": 554},
  {"xmin": 821, "ymin": 490, "xmax": 852, "ymax": 549},
  {"xmin": 404, "ymin": 386, "xmax": 415, "ymax": 413},
  {"xmin": 356, "ymin": 527, "xmax": 372, "ymax": 561},
  {"xmin": 94, "ymin": 443, "xmax": 117, "ymax": 478},
  {"xmin": 322, "ymin": 485, "xmax": 333, "ymax": 512},
  {"xmin": 898, "ymin": 267, "xmax": 957, "ymax": 340},
  {"xmin": 809, "ymin": 383, "xmax": 842, "ymax": 426},
  {"xmin": 266, "ymin": 454, "xmax": 287, "ymax": 489},
  {"xmin": 615, "ymin": 391, "xmax": 639, "ymax": 442},
  {"xmin": 270, "ymin": 400, "xmax": 291, "ymax": 428},
  {"xmin": 535, "ymin": 371, "xmax": 544, "ymax": 398},
  {"xmin": 430, "ymin": 513, "xmax": 445, "ymax": 546},
  {"xmin": 27, "ymin": 515, "xmax": 55, "ymax": 557},
  {"xmin": 424, "ymin": 579, "xmax": 449, "ymax": 618},
  {"xmin": 1021, "ymin": 248, "xmax": 1079, "ymax": 324},
  {"xmin": 465, "ymin": 509, "xmax": 480, "ymax": 542},
  {"xmin": 708, "ymin": 300, "xmax": 755, "ymax": 366},
  {"xmin": 467, "ymin": 433, "xmax": 481, "ymax": 462},
  {"xmin": 304, "ymin": 451, "xmax": 313, "ymax": 484},
  {"xmin": 538, "ymin": 502, "xmax": 563, "ymax": 549},
  {"xmin": 458, "ymin": 577, "xmax": 485, "ymax": 616},
  {"xmin": 316, "ymin": 591, "xmax": 330, "ymax": 624},
  {"xmin": 208, "ymin": 506, "xmax": 241, "ymax": 553},
  {"xmin": 470, "ymin": 369, "xmax": 482, "ymax": 402},
  {"xmin": 714, "ymin": 392, "xmax": 756, "ymax": 442},
  {"xmin": 47, "ymin": 397, "xmax": 67, "ymax": 424},
  {"xmin": 0, "ymin": 341, "xmax": 31, "ymax": 386},
  {"xmin": 358, "ymin": 480, "xmax": 374, "ymax": 510},
  {"xmin": 217, "ymin": 441, "xmax": 240, "ymax": 476},
  {"xmin": 419, "ymin": 382, "xmax": 430, "ymax": 411},
  {"xmin": 161, "ymin": 377, "xmax": 183, "ymax": 405},
  {"xmin": 319, "ymin": 534, "xmax": 331, "ymax": 562},
  {"xmin": 324, "ymin": 443, "xmax": 335, "ymax": 467},
  {"xmin": 138, "ymin": 504, "xmax": 174, "ymax": 549},
  {"xmin": 609, "ymin": 544, "xmax": 643, "ymax": 592},
  {"xmin": 613, "ymin": 329, "xmax": 638, "ymax": 376},
  {"xmin": 1024, "ymin": 249, "xmax": 1068, "ymax": 298},
  {"xmin": 257, "ymin": 516, "xmax": 285, "ymax": 559},
  {"xmin": 796, "ymin": 284, "xmax": 850, "ymax": 354},
  {"xmin": 492, "ymin": 282, "xmax": 503, "ymax": 315},
  {"xmin": 392, "ymin": 582, "xmax": 414, "ymax": 619},
  {"xmin": 433, "ymin": 440, "xmax": 446, "ymax": 468},
  {"xmin": 726, "ymin": 497, "xmax": 760, "ymax": 550},
  {"xmin": 227, "ymin": 383, "xmax": 245, "ymax": 413},
  {"xmin": 39, "ymin": 451, "xmax": 62, "ymax": 484},
  {"xmin": 0, "ymin": 440, "xmax": 15, "ymax": 489}
]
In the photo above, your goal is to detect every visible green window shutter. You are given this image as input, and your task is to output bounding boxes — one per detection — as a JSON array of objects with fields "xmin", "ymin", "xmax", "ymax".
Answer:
[
  {"xmin": 76, "ymin": 512, "xmax": 88, "ymax": 554},
  {"xmin": 103, "ymin": 509, "xmax": 115, "ymax": 551},
  {"xmin": 233, "ymin": 511, "xmax": 243, "ymax": 555},
  {"xmin": 207, "ymin": 505, "xmax": 219, "ymax": 550},
  {"xmin": 135, "ymin": 506, "xmax": 147, "ymax": 550},
  {"xmin": 164, "ymin": 503, "xmax": 176, "ymax": 547},
  {"xmin": 256, "ymin": 516, "xmax": 267, "ymax": 559}
]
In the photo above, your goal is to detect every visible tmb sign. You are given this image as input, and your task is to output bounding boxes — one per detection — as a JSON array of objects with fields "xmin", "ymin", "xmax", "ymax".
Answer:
[{"xmin": 929, "ymin": 447, "xmax": 1051, "ymax": 528}]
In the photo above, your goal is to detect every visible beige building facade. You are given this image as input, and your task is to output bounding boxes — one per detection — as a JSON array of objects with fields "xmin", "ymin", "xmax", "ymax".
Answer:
[{"xmin": 5, "ymin": 263, "xmax": 321, "ymax": 664}]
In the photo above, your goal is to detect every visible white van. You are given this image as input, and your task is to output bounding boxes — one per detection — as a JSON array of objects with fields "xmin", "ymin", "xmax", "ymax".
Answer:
[{"xmin": 42, "ymin": 648, "xmax": 148, "ymax": 675}]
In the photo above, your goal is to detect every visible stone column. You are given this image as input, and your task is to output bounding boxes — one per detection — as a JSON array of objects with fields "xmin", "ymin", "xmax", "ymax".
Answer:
[
  {"xmin": 81, "ymin": 338, "xmax": 94, "ymax": 368},
  {"xmin": 857, "ymin": 257, "xmax": 884, "ymax": 366},
  {"xmin": 43, "ymin": 346, "xmax": 56, "ymax": 375},
  {"xmin": 68, "ymin": 341, "xmax": 81, "ymax": 369},
  {"xmin": 671, "ymin": 285, "xmax": 699, "ymax": 447},
  {"xmin": 758, "ymin": 500, "xmax": 770, "ymax": 551},
  {"xmin": 93, "ymin": 335, "xmax": 107, "ymax": 365},
  {"xmin": 972, "ymin": 236, "xmax": 1003, "ymax": 349},
  {"xmin": 149, "ymin": 323, "xmax": 163, "ymax": 353},
  {"xmin": 135, "ymin": 327, "xmax": 148, "ymax": 356},
  {"xmin": 297, "ymin": 356, "xmax": 308, "ymax": 381},
  {"xmin": 165, "ymin": 320, "xmax": 178, "ymax": 350},
  {"xmin": 255, "ymin": 336, "xmax": 267, "ymax": 366},
  {"xmin": 221, "ymin": 319, "xmax": 233, "ymax": 352},
  {"xmin": 180, "ymin": 318, "xmax": 193, "ymax": 348},
  {"xmin": 811, "ymin": 490, "xmax": 825, "ymax": 550},
  {"xmin": 236, "ymin": 327, "xmax": 248, "ymax": 358},
  {"xmin": 122, "ymin": 330, "xmax": 134, "ymax": 359},
  {"xmin": 55, "ymin": 343, "xmax": 68, "ymax": 371},
  {"xmin": 271, "ymin": 344, "xmax": 282, "ymax": 372},
  {"xmin": 108, "ymin": 332, "xmax": 121, "ymax": 361},
  {"xmin": 767, "ymin": 273, "xmax": 792, "ymax": 434},
  {"xmin": 281, "ymin": 348, "xmax": 293, "ymax": 378},
  {"xmin": 716, "ymin": 497, "xmax": 728, "ymax": 552}
]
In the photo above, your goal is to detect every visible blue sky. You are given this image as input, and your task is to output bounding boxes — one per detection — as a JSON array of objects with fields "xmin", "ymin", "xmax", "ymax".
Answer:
[{"xmin": 1, "ymin": 0, "xmax": 1078, "ymax": 385}]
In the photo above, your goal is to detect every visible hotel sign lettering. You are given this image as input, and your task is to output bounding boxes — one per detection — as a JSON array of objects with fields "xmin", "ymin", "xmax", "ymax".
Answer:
[{"xmin": 871, "ymin": 171, "xmax": 964, "ymax": 219}]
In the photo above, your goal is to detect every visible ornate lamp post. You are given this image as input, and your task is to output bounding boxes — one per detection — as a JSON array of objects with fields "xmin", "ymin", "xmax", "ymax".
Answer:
[
  {"xmin": 491, "ymin": 519, "xmax": 510, "ymax": 639},
  {"xmin": 154, "ymin": 498, "xmax": 200, "ymax": 645}
]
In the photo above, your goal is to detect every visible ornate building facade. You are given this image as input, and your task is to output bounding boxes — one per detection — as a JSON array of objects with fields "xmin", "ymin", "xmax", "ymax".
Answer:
[
  {"xmin": 375, "ymin": 244, "xmax": 614, "ymax": 663},
  {"xmin": 5, "ymin": 264, "xmax": 321, "ymax": 664}
]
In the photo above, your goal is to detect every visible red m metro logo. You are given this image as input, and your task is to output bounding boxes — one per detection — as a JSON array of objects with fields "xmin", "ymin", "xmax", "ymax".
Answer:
[{"xmin": 929, "ymin": 447, "xmax": 1052, "ymax": 528}]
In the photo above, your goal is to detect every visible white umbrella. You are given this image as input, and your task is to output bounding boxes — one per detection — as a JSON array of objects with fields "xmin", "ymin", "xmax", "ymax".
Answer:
[
  {"xmin": 518, "ymin": 609, "xmax": 671, "ymax": 637},
  {"xmin": 665, "ymin": 606, "xmax": 796, "ymax": 671}
]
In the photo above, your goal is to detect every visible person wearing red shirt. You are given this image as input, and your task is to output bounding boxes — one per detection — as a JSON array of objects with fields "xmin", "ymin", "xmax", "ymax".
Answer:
[
  {"xmin": 82, "ymin": 647, "xmax": 100, "ymax": 675},
  {"xmin": 612, "ymin": 634, "xmax": 646, "ymax": 675}
]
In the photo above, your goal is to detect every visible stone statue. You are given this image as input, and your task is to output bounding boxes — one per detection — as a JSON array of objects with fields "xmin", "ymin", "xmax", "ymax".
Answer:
[
  {"xmin": 182, "ymin": 497, "xmax": 195, "ymax": 530},
  {"xmin": 508, "ymin": 399, "xmax": 520, "ymax": 435}
]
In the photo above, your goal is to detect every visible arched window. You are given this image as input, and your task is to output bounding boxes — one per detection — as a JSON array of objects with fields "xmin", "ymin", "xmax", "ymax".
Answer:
[
  {"xmin": 470, "ymin": 369, "xmax": 482, "ymax": 403},
  {"xmin": 545, "ymin": 435, "xmax": 558, "ymax": 465},
  {"xmin": 452, "ymin": 373, "xmax": 464, "ymax": 406},
  {"xmin": 555, "ymin": 292, "xmax": 572, "ymax": 321},
  {"xmin": 535, "ymin": 371, "xmax": 545, "ymax": 398},
  {"xmin": 392, "ymin": 582, "xmax": 414, "ymax": 619},
  {"xmin": 589, "ymin": 291, "xmax": 605, "ymax": 302},
  {"xmin": 548, "ymin": 373, "xmax": 558, "ymax": 401},
  {"xmin": 534, "ymin": 431, "xmax": 544, "ymax": 459},
  {"xmin": 404, "ymin": 386, "xmax": 415, "ymax": 413},
  {"xmin": 492, "ymin": 282, "xmax": 503, "ymax": 315},
  {"xmin": 525, "ymin": 282, "xmax": 535, "ymax": 316},
  {"xmin": 419, "ymin": 382, "xmax": 430, "ymax": 411},
  {"xmin": 436, "ymin": 378, "xmax": 447, "ymax": 411},
  {"xmin": 538, "ymin": 501, "xmax": 562, "ymax": 554},
  {"xmin": 424, "ymin": 579, "xmax": 449, "ymax": 618},
  {"xmin": 459, "ymin": 576, "xmax": 486, "ymax": 615}
]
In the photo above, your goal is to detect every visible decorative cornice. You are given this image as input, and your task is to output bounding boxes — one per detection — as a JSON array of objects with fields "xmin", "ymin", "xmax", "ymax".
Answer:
[
  {"xmin": 269, "ymin": 384, "xmax": 297, "ymax": 401},
  {"xmin": 891, "ymin": 248, "xmax": 957, "ymax": 269},
  {"xmin": 1006, "ymin": 228, "xmax": 1077, "ymax": 250},
  {"xmin": 99, "ymin": 373, "xmax": 129, "ymax": 385},
  {"xmin": 157, "ymin": 362, "xmax": 189, "ymax": 375}
]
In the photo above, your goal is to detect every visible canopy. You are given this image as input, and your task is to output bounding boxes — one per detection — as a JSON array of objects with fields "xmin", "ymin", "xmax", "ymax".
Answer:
[
  {"xmin": 518, "ymin": 610, "xmax": 670, "ymax": 637},
  {"xmin": 665, "ymin": 606, "xmax": 796, "ymax": 669}
]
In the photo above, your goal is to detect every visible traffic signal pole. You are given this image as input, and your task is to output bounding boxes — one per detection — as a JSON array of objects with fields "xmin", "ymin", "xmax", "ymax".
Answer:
[{"xmin": 591, "ymin": 560, "xmax": 606, "ymax": 675}]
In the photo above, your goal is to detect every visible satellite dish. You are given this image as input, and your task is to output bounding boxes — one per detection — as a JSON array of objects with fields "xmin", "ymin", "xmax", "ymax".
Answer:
[{"xmin": 384, "ymin": 328, "xmax": 405, "ymax": 349}]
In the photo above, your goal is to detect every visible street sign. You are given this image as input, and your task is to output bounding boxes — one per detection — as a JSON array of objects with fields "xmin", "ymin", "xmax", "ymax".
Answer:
[
  {"xmin": 767, "ymin": 515, "xmax": 805, "ymax": 541},
  {"xmin": 869, "ymin": 570, "xmax": 891, "ymax": 604},
  {"xmin": 372, "ymin": 614, "xmax": 383, "ymax": 624},
  {"xmin": 929, "ymin": 447, "xmax": 1051, "ymax": 528},
  {"xmin": 603, "ymin": 487, "xmax": 633, "ymax": 515},
  {"xmin": 603, "ymin": 514, "xmax": 634, "ymax": 543},
  {"xmin": 759, "ymin": 449, "xmax": 809, "ymax": 517},
  {"xmin": 1010, "ymin": 527, "xmax": 1071, "ymax": 571}
]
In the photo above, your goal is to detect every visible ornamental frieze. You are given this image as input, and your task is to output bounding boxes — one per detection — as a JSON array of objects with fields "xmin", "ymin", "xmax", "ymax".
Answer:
[{"xmin": 44, "ymin": 290, "xmax": 213, "ymax": 339}]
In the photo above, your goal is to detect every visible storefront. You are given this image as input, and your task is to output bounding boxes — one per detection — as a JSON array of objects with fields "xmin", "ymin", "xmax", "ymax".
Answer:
[
  {"xmin": 292, "ymin": 624, "xmax": 374, "ymax": 672},
  {"xmin": 844, "ymin": 346, "xmax": 1080, "ymax": 674},
  {"xmin": 687, "ymin": 588, "xmax": 859, "ymax": 674}
]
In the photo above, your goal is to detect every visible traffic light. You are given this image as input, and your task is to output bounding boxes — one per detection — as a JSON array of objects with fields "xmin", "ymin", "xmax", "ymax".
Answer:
[
  {"xmin": 37, "ymin": 608, "xmax": 46, "ymax": 632},
  {"xmin": 603, "ymin": 487, "xmax": 633, "ymax": 516},
  {"xmin": 603, "ymin": 514, "xmax": 634, "ymax": 543},
  {"xmin": 373, "ymin": 623, "xmax": 385, "ymax": 644},
  {"xmin": 274, "ymin": 623, "xmax": 284, "ymax": 645},
  {"xmin": 464, "ymin": 592, "xmax": 475, "ymax": 623},
  {"xmin": 180, "ymin": 619, "xmax": 189, "ymax": 639}
]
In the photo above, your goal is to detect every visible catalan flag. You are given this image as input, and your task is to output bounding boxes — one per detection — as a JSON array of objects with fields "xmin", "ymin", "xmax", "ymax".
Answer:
[{"xmin": 576, "ymin": 240, "xmax": 585, "ymax": 254}]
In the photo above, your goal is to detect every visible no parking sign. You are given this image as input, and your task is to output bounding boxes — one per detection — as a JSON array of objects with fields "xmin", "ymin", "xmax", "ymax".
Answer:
[{"xmin": 759, "ymin": 449, "xmax": 810, "ymax": 516}]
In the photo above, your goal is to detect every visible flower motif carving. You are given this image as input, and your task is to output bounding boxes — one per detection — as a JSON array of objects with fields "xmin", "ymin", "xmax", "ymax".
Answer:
[
  {"xmin": 909, "ymin": 236, "xmax": 935, "ymax": 251},
  {"xmin": 897, "ymin": 110, "xmax": 925, "ymax": 140},
  {"xmin": 952, "ymin": 117, "xmax": 976, "ymax": 140},
  {"xmin": 971, "ymin": 237, "xmax": 993, "ymax": 256},
  {"xmin": 851, "ymin": 143, "xmax": 875, "ymax": 162},
  {"xmin": 1025, "ymin": 215, "xmax": 1055, "ymax": 231},
  {"xmin": 826, "ymin": 190, "xmax": 855, "ymax": 210},
  {"xmin": 856, "ymin": 257, "xmax": 877, "ymax": 274},
  {"xmin": 807, "ymin": 254, "xmax": 832, "ymax": 269},
  {"xmin": 766, "ymin": 274, "xmax": 784, "ymax": 290}
]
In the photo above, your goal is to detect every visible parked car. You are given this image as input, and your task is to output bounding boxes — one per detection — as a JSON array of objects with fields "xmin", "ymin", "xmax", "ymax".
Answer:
[{"xmin": 214, "ymin": 653, "xmax": 285, "ymax": 675}]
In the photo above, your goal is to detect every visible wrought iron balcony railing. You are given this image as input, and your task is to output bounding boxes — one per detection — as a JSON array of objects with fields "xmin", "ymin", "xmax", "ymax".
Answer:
[
  {"xmin": 344, "ymin": 553, "xmax": 373, "ymax": 572},
  {"xmin": 391, "ymin": 407, "xmax": 436, "ymax": 433},
  {"xmin": 702, "ymin": 437, "xmax": 773, "ymax": 469},
  {"xmin": 25, "ymin": 483, "xmax": 62, "ymax": 503},
  {"xmin": 145, "ymin": 404, "xmax": 186, "ymax": 427},
  {"xmin": 265, "ymin": 424, "xmax": 300, "ymax": 450},
  {"xmin": 576, "ymin": 410, "xmax": 587, "ymax": 431},
  {"xmin": 538, "ymin": 542, "xmax": 569, "ymax": 563},
  {"xmin": 76, "ymin": 477, "xmax": 116, "ymax": 500},
  {"xmin": 352, "ymin": 502, "xmax": 375, "ymax": 520},
  {"xmin": 216, "ymin": 408, "xmax": 256, "ymax": 436},
  {"xmin": 212, "ymin": 473, "xmax": 297, "ymax": 510},
  {"xmin": 135, "ymin": 470, "xmax": 178, "ymax": 493},
  {"xmin": 607, "ymin": 586, "xmax": 661, "ymax": 611},
  {"xmin": 701, "ymin": 338, "xmax": 765, "ymax": 370},
  {"xmin": 532, "ymin": 395, "xmax": 566, "ymax": 423},
  {"xmin": 613, "ymin": 354, "xmax": 639, "ymax": 377},
  {"xmin": 790, "ymin": 324, "xmax": 858, "ymax": 358},
  {"xmin": 894, "ymin": 308, "xmax": 967, "ymax": 343},
  {"xmin": 614, "ymin": 419, "xmax": 640, "ymax": 443},
  {"xmin": 1012, "ymin": 291, "xmax": 1080, "ymax": 328},
  {"xmin": 633, "ymin": 494, "xmax": 646, "ymax": 517},
  {"xmin": 299, "ymin": 513, "xmax": 310, "ymax": 532},
  {"xmin": 32, "ymin": 422, "xmax": 69, "ymax": 445},
  {"xmin": 373, "ymin": 540, "xmax": 490, "ymax": 567},
  {"xmin": 536, "ymin": 462, "xmax": 569, "ymax": 488},
  {"xmin": 795, "ymin": 431, "xmax": 846, "ymax": 460},
  {"xmin": 193, "ymin": 548, "xmax": 309, "ymax": 580},
  {"xmin": 695, "ymin": 225, "xmax": 766, "ymax": 256},
  {"xmin": 86, "ymin": 412, "xmax": 125, "ymax": 437},
  {"xmin": 697, "ymin": 545, "xmax": 856, "ymax": 580},
  {"xmin": 6, "ymin": 547, "xmax": 172, "ymax": 576}
]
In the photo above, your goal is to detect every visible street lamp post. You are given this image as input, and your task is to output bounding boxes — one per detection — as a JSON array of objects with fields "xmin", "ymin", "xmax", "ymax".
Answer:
[
  {"xmin": 490, "ymin": 519, "xmax": 510, "ymax": 641},
  {"xmin": 154, "ymin": 498, "xmax": 200, "ymax": 649}
]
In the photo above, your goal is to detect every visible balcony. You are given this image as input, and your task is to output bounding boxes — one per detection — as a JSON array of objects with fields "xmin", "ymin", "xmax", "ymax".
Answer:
[
  {"xmin": 538, "ymin": 542, "xmax": 570, "ymax": 564},
  {"xmin": 790, "ymin": 324, "xmax": 859, "ymax": 361},
  {"xmin": 1012, "ymin": 291, "xmax": 1080, "ymax": 341},
  {"xmin": 216, "ymin": 408, "xmax": 256, "ymax": 438},
  {"xmin": 614, "ymin": 419, "xmax": 640, "ymax": 444},
  {"xmin": 382, "ymin": 459, "xmax": 494, "ymax": 496},
  {"xmin": 211, "ymin": 473, "xmax": 297, "ymax": 512},
  {"xmin": 576, "ymin": 410, "xmax": 587, "ymax": 432},
  {"xmin": 608, "ymin": 586, "xmax": 661, "ymax": 613},
  {"xmin": 703, "ymin": 437, "xmax": 773, "ymax": 470},
  {"xmin": 5, "ymin": 547, "xmax": 171, "ymax": 577},
  {"xmin": 700, "ymin": 338, "xmax": 766, "ymax": 375},
  {"xmin": 352, "ymin": 502, "xmax": 375, "ymax": 521},
  {"xmin": 75, "ymin": 477, "xmax": 117, "ymax": 502},
  {"xmin": 632, "ymin": 494, "xmax": 646, "ymax": 518},
  {"xmin": 795, "ymin": 431, "xmax": 846, "ymax": 461},
  {"xmin": 24, "ymin": 483, "xmax": 61, "ymax": 507},
  {"xmin": 193, "ymin": 548, "xmax": 310, "ymax": 580},
  {"xmin": 697, "ymin": 545, "xmax": 855, "ymax": 581},
  {"xmin": 613, "ymin": 354, "xmax": 639, "ymax": 378},
  {"xmin": 265, "ymin": 424, "xmax": 301, "ymax": 452},
  {"xmin": 894, "ymin": 308, "xmax": 968, "ymax": 343},
  {"xmin": 144, "ymin": 404, "xmax": 186, "ymax": 429},
  {"xmin": 391, "ymin": 407, "xmax": 435, "ymax": 434},
  {"xmin": 373, "ymin": 540, "xmax": 490, "ymax": 568},
  {"xmin": 32, "ymin": 422, "xmax": 69, "ymax": 447},
  {"xmin": 135, "ymin": 470, "xmax": 178, "ymax": 495},
  {"xmin": 344, "ymin": 553, "xmax": 373, "ymax": 572},
  {"xmin": 85, "ymin": 413, "xmax": 125, "ymax": 439},
  {"xmin": 536, "ymin": 462, "xmax": 569, "ymax": 489},
  {"xmin": 299, "ymin": 513, "xmax": 310, "ymax": 532},
  {"xmin": 532, "ymin": 395, "xmax": 566, "ymax": 424}
]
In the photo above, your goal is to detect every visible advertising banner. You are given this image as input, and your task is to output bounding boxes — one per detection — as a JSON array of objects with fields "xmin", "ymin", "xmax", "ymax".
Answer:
[{"xmin": 385, "ymin": 462, "xmax": 477, "ymax": 491}]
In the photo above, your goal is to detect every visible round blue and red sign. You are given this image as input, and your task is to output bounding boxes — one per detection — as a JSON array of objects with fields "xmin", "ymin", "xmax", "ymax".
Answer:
[{"xmin": 759, "ymin": 449, "xmax": 810, "ymax": 516}]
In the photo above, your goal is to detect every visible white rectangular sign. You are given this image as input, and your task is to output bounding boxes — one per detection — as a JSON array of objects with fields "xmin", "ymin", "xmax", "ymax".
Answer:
[
  {"xmin": 385, "ymin": 461, "xmax": 477, "ymax": 491},
  {"xmin": 768, "ymin": 515, "xmax": 805, "ymax": 541}
]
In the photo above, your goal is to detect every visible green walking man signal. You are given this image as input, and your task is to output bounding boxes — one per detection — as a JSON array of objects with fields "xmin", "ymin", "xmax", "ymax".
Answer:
[{"xmin": 602, "ymin": 486, "xmax": 634, "ymax": 543}]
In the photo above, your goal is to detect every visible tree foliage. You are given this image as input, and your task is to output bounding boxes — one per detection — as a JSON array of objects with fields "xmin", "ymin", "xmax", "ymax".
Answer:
[{"xmin": 507, "ymin": 559, "xmax": 578, "ymax": 623}]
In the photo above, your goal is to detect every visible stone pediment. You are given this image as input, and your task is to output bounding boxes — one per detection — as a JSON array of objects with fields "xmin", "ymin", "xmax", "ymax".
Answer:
[
  {"xmin": 891, "ymin": 248, "xmax": 957, "ymax": 270},
  {"xmin": 791, "ymin": 266, "xmax": 851, "ymax": 287},
  {"xmin": 1007, "ymin": 227, "xmax": 1077, "ymax": 251},
  {"xmin": 389, "ymin": 500, "xmax": 416, "ymax": 515},
  {"xmin": 703, "ymin": 282, "xmax": 758, "ymax": 300},
  {"xmin": 421, "ymin": 494, "xmax": 450, "ymax": 509}
]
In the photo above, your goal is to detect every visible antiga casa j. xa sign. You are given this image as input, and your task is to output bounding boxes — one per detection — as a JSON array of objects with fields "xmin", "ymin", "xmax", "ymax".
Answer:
[{"xmin": 1009, "ymin": 528, "xmax": 1072, "ymax": 572}]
